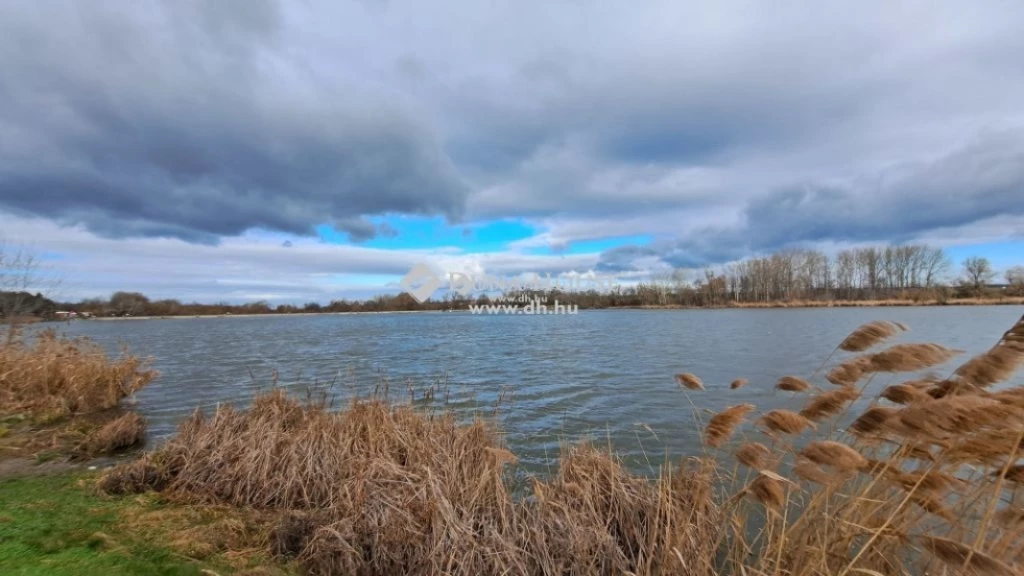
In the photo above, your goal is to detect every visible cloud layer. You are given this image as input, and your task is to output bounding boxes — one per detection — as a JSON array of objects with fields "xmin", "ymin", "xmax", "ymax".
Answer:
[
  {"xmin": 2, "ymin": 0, "xmax": 1023, "ymax": 290},
  {"xmin": 0, "ymin": 1, "xmax": 467, "ymax": 243}
]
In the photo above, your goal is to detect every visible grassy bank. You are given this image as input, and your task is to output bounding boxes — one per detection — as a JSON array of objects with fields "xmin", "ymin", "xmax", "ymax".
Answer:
[{"xmin": 0, "ymin": 472, "xmax": 291, "ymax": 575}]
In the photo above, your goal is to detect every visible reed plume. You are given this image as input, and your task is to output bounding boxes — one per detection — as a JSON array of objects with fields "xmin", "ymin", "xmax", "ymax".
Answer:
[
  {"xmin": 730, "ymin": 378, "xmax": 748, "ymax": 390},
  {"xmin": 826, "ymin": 356, "xmax": 870, "ymax": 386},
  {"xmin": 865, "ymin": 343, "xmax": 961, "ymax": 373},
  {"xmin": 838, "ymin": 320, "xmax": 906, "ymax": 352},
  {"xmin": 949, "ymin": 314, "xmax": 1024, "ymax": 388},
  {"xmin": 747, "ymin": 473, "xmax": 785, "ymax": 510},
  {"xmin": 792, "ymin": 459, "xmax": 834, "ymax": 485},
  {"xmin": 704, "ymin": 404, "xmax": 755, "ymax": 448},
  {"xmin": 798, "ymin": 440, "xmax": 868, "ymax": 472},
  {"xmin": 926, "ymin": 378, "xmax": 980, "ymax": 399},
  {"xmin": 799, "ymin": 386, "xmax": 861, "ymax": 421},
  {"xmin": 943, "ymin": 430, "xmax": 1024, "ymax": 465},
  {"xmin": 885, "ymin": 469, "xmax": 964, "ymax": 494},
  {"xmin": 734, "ymin": 442, "xmax": 771, "ymax": 468},
  {"xmin": 880, "ymin": 383, "xmax": 931, "ymax": 405},
  {"xmin": 675, "ymin": 373, "xmax": 704, "ymax": 390},
  {"xmin": 919, "ymin": 536, "xmax": 1017, "ymax": 576},
  {"xmin": 775, "ymin": 376, "xmax": 811, "ymax": 392},
  {"xmin": 954, "ymin": 343, "xmax": 1024, "ymax": 388},
  {"xmin": 897, "ymin": 395, "xmax": 1018, "ymax": 437},
  {"xmin": 849, "ymin": 406, "xmax": 898, "ymax": 436},
  {"xmin": 758, "ymin": 410, "xmax": 815, "ymax": 435}
]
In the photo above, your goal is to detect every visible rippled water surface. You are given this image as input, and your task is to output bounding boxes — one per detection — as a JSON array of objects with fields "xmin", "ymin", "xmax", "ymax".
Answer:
[{"xmin": 55, "ymin": 307, "xmax": 1024, "ymax": 475}]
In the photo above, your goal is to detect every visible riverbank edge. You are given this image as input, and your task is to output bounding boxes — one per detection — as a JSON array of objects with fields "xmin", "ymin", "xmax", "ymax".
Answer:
[{"xmin": 74, "ymin": 296, "xmax": 1024, "ymax": 320}]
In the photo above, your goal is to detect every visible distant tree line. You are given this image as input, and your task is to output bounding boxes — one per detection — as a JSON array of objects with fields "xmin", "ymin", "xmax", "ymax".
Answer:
[{"xmin": 14, "ymin": 243, "xmax": 1024, "ymax": 320}]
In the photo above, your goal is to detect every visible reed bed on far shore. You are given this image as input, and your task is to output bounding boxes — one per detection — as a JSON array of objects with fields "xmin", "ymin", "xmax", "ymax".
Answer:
[{"xmin": 95, "ymin": 312, "xmax": 1024, "ymax": 575}]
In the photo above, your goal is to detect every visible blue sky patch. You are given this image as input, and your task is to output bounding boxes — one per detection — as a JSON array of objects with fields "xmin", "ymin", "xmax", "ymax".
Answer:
[
  {"xmin": 317, "ymin": 217, "xmax": 538, "ymax": 253},
  {"xmin": 946, "ymin": 241, "xmax": 1024, "ymax": 271}
]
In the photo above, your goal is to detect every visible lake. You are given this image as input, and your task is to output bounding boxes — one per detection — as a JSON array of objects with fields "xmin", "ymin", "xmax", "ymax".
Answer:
[{"xmin": 54, "ymin": 306, "xmax": 1024, "ymax": 477}]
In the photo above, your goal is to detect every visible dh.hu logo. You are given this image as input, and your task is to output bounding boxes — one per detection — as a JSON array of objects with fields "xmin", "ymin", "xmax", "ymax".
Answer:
[{"xmin": 400, "ymin": 263, "xmax": 443, "ymax": 304}]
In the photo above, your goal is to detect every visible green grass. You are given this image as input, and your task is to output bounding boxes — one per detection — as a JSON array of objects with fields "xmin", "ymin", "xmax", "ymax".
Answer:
[{"xmin": 0, "ymin": 473, "xmax": 225, "ymax": 575}]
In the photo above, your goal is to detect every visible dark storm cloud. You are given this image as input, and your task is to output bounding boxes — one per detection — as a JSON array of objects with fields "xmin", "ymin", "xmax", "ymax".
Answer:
[
  {"xmin": 739, "ymin": 130, "xmax": 1024, "ymax": 249},
  {"xmin": 598, "ymin": 129, "xmax": 1024, "ymax": 269},
  {"xmin": 0, "ymin": 1, "xmax": 467, "ymax": 243},
  {"xmin": 596, "ymin": 245, "xmax": 660, "ymax": 273},
  {"xmin": 3, "ymin": 0, "xmax": 1024, "ymax": 261}
]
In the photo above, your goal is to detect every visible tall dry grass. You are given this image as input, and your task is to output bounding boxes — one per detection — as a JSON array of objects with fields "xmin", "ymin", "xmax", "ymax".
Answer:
[
  {"xmin": 101, "ymin": 389, "xmax": 719, "ymax": 575},
  {"xmin": 0, "ymin": 327, "xmax": 156, "ymax": 420},
  {"xmin": 1, "ymin": 327, "xmax": 155, "ymax": 458},
  {"xmin": 96, "ymin": 313, "xmax": 1024, "ymax": 575}
]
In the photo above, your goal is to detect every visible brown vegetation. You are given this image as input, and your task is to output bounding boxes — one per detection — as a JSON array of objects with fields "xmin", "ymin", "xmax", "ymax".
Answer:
[
  {"xmin": 100, "ymin": 389, "xmax": 719, "ymax": 576},
  {"xmin": 90, "ymin": 313, "xmax": 1024, "ymax": 575},
  {"xmin": 705, "ymin": 313, "xmax": 1024, "ymax": 575},
  {"xmin": 73, "ymin": 412, "xmax": 146, "ymax": 458},
  {"xmin": 0, "ymin": 328, "xmax": 156, "ymax": 420},
  {"xmin": 0, "ymin": 328, "xmax": 154, "ymax": 462},
  {"xmin": 97, "ymin": 387, "xmax": 720, "ymax": 569},
  {"xmin": 675, "ymin": 372, "xmax": 705, "ymax": 390},
  {"xmin": 838, "ymin": 319, "xmax": 907, "ymax": 352},
  {"xmin": 775, "ymin": 375, "xmax": 812, "ymax": 392}
]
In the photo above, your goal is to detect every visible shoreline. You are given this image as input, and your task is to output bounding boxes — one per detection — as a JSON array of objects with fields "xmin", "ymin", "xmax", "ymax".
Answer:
[
  {"xmin": 620, "ymin": 296, "xmax": 1024, "ymax": 310},
  {"xmin": 70, "ymin": 296, "xmax": 1024, "ymax": 321}
]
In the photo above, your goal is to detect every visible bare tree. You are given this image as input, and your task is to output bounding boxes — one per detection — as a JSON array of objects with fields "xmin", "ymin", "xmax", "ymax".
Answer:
[
  {"xmin": 0, "ymin": 240, "xmax": 61, "ymax": 321},
  {"xmin": 108, "ymin": 291, "xmax": 151, "ymax": 316},
  {"xmin": 922, "ymin": 246, "xmax": 951, "ymax": 288},
  {"xmin": 1006, "ymin": 265, "xmax": 1024, "ymax": 296},
  {"xmin": 1007, "ymin": 266, "xmax": 1024, "ymax": 284},
  {"xmin": 961, "ymin": 256, "xmax": 995, "ymax": 294}
]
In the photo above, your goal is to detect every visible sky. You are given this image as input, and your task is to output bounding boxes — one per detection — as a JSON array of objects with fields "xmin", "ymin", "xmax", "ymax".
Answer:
[{"xmin": 1, "ymin": 0, "xmax": 1023, "ymax": 303}]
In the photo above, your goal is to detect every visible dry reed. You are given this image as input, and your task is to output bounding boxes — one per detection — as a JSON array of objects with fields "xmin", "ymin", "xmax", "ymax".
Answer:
[
  {"xmin": 826, "ymin": 356, "xmax": 871, "ymax": 386},
  {"xmin": 757, "ymin": 410, "xmax": 815, "ymax": 435},
  {"xmin": 704, "ymin": 404, "xmax": 755, "ymax": 448},
  {"xmin": 734, "ymin": 442, "xmax": 771, "ymax": 468},
  {"xmin": 675, "ymin": 372, "xmax": 705, "ymax": 390},
  {"xmin": 880, "ymin": 383, "xmax": 931, "ymax": 404},
  {"xmin": 865, "ymin": 342, "xmax": 961, "ymax": 373},
  {"xmin": 730, "ymin": 378, "xmax": 748, "ymax": 390},
  {"xmin": 0, "ymin": 328, "xmax": 156, "ymax": 419},
  {"xmin": 838, "ymin": 320, "xmax": 906, "ymax": 352},
  {"xmin": 714, "ymin": 314, "xmax": 1024, "ymax": 576},
  {"xmin": 919, "ymin": 536, "xmax": 1017, "ymax": 576},
  {"xmin": 775, "ymin": 375, "xmax": 811, "ymax": 392},
  {"xmin": 798, "ymin": 440, "xmax": 868, "ymax": 472},
  {"xmin": 101, "ymin": 389, "xmax": 720, "ymax": 576},
  {"xmin": 799, "ymin": 386, "xmax": 861, "ymax": 421},
  {"xmin": 747, "ymin": 473, "xmax": 786, "ymax": 511},
  {"xmin": 73, "ymin": 412, "xmax": 146, "ymax": 458}
]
